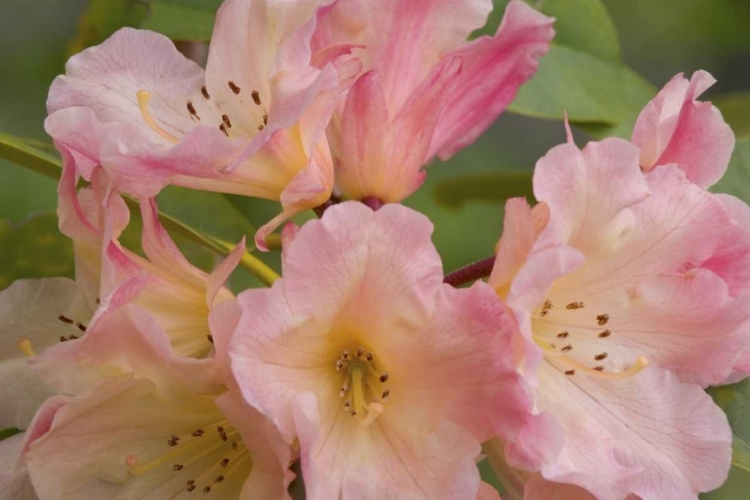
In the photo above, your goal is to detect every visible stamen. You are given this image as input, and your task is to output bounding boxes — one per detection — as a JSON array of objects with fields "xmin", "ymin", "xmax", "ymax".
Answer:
[
  {"xmin": 556, "ymin": 331, "xmax": 569, "ymax": 339},
  {"xmin": 228, "ymin": 81, "xmax": 241, "ymax": 94},
  {"xmin": 187, "ymin": 101, "xmax": 200, "ymax": 121},
  {"xmin": 76, "ymin": 322, "xmax": 87, "ymax": 332},
  {"xmin": 207, "ymin": 335, "xmax": 214, "ymax": 344},
  {"xmin": 594, "ymin": 352, "xmax": 608, "ymax": 361},
  {"xmin": 557, "ymin": 356, "xmax": 648, "ymax": 380},
  {"xmin": 359, "ymin": 402, "xmax": 383, "ymax": 427},
  {"xmin": 566, "ymin": 301, "xmax": 585, "ymax": 310},
  {"xmin": 564, "ymin": 369, "xmax": 575, "ymax": 376},
  {"xmin": 596, "ymin": 313, "xmax": 610, "ymax": 326},
  {"xmin": 58, "ymin": 314, "xmax": 74, "ymax": 324},
  {"xmin": 219, "ymin": 124, "xmax": 229, "ymax": 137},
  {"xmin": 201, "ymin": 86, "xmax": 210, "ymax": 99},
  {"xmin": 222, "ymin": 114, "xmax": 232, "ymax": 128},
  {"xmin": 18, "ymin": 338, "xmax": 36, "ymax": 357},
  {"xmin": 379, "ymin": 374, "xmax": 389, "ymax": 383},
  {"xmin": 262, "ymin": 113, "xmax": 268, "ymax": 125},
  {"xmin": 136, "ymin": 90, "xmax": 180, "ymax": 144},
  {"xmin": 598, "ymin": 329, "xmax": 612, "ymax": 338},
  {"xmin": 251, "ymin": 90, "xmax": 261, "ymax": 105}
]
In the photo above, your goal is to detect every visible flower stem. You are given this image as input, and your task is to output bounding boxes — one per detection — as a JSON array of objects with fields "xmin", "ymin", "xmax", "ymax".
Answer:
[
  {"xmin": 238, "ymin": 251, "xmax": 280, "ymax": 286},
  {"xmin": 443, "ymin": 256, "xmax": 495, "ymax": 287}
]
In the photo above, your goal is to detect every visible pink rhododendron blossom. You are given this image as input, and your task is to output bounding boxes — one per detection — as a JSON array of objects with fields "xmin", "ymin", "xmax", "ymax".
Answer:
[
  {"xmin": 0, "ymin": 432, "xmax": 35, "ymax": 500},
  {"xmin": 313, "ymin": 0, "xmax": 554, "ymax": 202},
  {"xmin": 228, "ymin": 202, "xmax": 536, "ymax": 499},
  {"xmin": 59, "ymin": 161, "xmax": 244, "ymax": 361},
  {"xmin": 485, "ymin": 136, "xmax": 749, "ymax": 499},
  {"xmin": 632, "ymin": 70, "xmax": 735, "ymax": 189},
  {"xmin": 46, "ymin": 0, "xmax": 361, "ymax": 249},
  {"xmin": 22, "ymin": 301, "xmax": 293, "ymax": 499}
]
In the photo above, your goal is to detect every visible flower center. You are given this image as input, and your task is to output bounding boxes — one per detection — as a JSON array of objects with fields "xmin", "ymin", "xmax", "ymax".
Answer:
[
  {"xmin": 335, "ymin": 347, "xmax": 389, "ymax": 426},
  {"xmin": 532, "ymin": 298, "xmax": 648, "ymax": 380},
  {"xmin": 125, "ymin": 419, "xmax": 252, "ymax": 494}
]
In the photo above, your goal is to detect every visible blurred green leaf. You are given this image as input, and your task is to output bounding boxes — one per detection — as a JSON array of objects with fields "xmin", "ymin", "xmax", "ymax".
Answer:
[
  {"xmin": 714, "ymin": 93, "xmax": 750, "ymax": 139},
  {"xmin": 0, "ymin": 428, "xmax": 22, "ymax": 441},
  {"xmin": 0, "ymin": 133, "xmax": 61, "ymax": 180},
  {"xmin": 141, "ymin": 0, "xmax": 222, "ymax": 41},
  {"xmin": 68, "ymin": 0, "xmax": 148, "ymax": 55},
  {"xmin": 156, "ymin": 187, "xmax": 257, "ymax": 252},
  {"xmin": 712, "ymin": 137, "xmax": 750, "ymax": 203},
  {"xmin": 433, "ymin": 172, "xmax": 533, "ymax": 208},
  {"xmin": 709, "ymin": 379, "xmax": 750, "ymax": 468},
  {"xmin": 732, "ymin": 436, "xmax": 750, "ymax": 472},
  {"xmin": 509, "ymin": 45, "xmax": 655, "ymax": 125},
  {"xmin": 0, "ymin": 213, "xmax": 75, "ymax": 290}
]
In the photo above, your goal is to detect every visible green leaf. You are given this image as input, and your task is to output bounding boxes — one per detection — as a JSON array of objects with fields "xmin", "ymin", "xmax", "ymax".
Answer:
[
  {"xmin": 0, "ymin": 213, "xmax": 75, "ymax": 290},
  {"xmin": 68, "ymin": 0, "xmax": 148, "ymax": 55},
  {"xmin": 433, "ymin": 172, "xmax": 533, "ymax": 208},
  {"xmin": 714, "ymin": 93, "xmax": 750, "ymax": 139},
  {"xmin": 508, "ymin": 45, "xmax": 656, "ymax": 125},
  {"xmin": 0, "ymin": 428, "xmax": 22, "ymax": 441},
  {"xmin": 711, "ymin": 137, "xmax": 750, "ymax": 203},
  {"xmin": 732, "ymin": 435, "xmax": 750, "ymax": 472},
  {"xmin": 0, "ymin": 133, "xmax": 62, "ymax": 180},
  {"xmin": 156, "ymin": 187, "xmax": 257, "ymax": 253},
  {"xmin": 141, "ymin": 0, "xmax": 223, "ymax": 41}
]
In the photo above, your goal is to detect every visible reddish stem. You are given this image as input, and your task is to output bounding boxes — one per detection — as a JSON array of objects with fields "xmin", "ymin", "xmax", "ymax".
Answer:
[{"xmin": 443, "ymin": 256, "xmax": 496, "ymax": 287}]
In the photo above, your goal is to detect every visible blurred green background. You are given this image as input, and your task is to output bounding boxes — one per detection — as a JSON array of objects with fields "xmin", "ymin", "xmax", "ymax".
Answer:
[{"xmin": 0, "ymin": 0, "xmax": 749, "ymax": 497}]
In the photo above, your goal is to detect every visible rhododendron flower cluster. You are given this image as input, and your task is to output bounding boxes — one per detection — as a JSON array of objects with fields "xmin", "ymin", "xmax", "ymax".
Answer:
[{"xmin": 1, "ymin": 1, "xmax": 748, "ymax": 499}]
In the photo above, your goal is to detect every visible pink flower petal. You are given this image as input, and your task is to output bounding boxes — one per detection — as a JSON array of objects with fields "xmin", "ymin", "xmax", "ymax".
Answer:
[{"xmin": 632, "ymin": 70, "xmax": 735, "ymax": 188}]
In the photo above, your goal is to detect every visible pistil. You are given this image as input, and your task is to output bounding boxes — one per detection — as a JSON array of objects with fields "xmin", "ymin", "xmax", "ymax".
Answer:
[{"xmin": 136, "ymin": 90, "xmax": 180, "ymax": 144}]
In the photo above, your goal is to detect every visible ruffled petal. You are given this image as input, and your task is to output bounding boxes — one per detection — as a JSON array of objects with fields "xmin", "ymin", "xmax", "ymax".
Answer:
[
  {"xmin": 535, "ymin": 363, "xmax": 731, "ymax": 500},
  {"xmin": 632, "ymin": 71, "xmax": 735, "ymax": 188},
  {"xmin": 0, "ymin": 433, "xmax": 36, "ymax": 500}
]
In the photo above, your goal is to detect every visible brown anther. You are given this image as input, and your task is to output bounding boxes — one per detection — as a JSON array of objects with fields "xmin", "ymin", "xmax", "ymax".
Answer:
[
  {"xmin": 564, "ymin": 369, "xmax": 575, "ymax": 376},
  {"xmin": 68, "ymin": 334, "xmax": 78, "ymax": 340},
  {"xmin": 566, "ymin": 301, "xmax": 585, "ymax": 310},
  {"xmin": 351, "ymin": 411, "xmax": 358, "ymax": 417},
  {"xmin": 251, "ymin": 90, "xmax": 261, "ymax": 105},
  {"xmin": 379, "ymin": 374, "xmax": 389, "ymax": 383},
  {"xmin": 598, "ymin": 329, "xmax": 612, "ymax": 338},
  {"xmin": 262, "ymin": 113, "xmax": 268, "ymax": 125},
  {"xmin": 382, "ymin": 389, "xmax": 390, "ymax": 399},
  {"xmin": 207, "ymin": 335, "xmax": 214, "ymax": 344},
  {"xmin": 357, "ymin": 347, "xmax": 364, "ymax": 357},
  {"xmin": 228, "ymin": 81, "xmax": 241, "ymax": 94},
  {"xmin": 192, "ymin": 429, "xmax": 205, "ymax": 437},
  {"xmin": 594, "ymin": 365, "xmax": 605, "ymax": 371},
  {"xmin": 556, "ymin": 331, "xmax": 569, "ymax": 339},
  {"xmin": 187, "ymin": 483, "xmax": 196, "ymax": 492},
  {"xmin": 231, "ymin": 442, "xmax": 238, "ymax": 450},
  {"xmin": 561, "ymin": 344, "xmax": 573, "ymax": 353},
  {"xmin": 168, "ymin": 439, "xmax": 178, "ymax": 447},
  {"xmin": 218, "ymin": 432, "xmax": 228, "ymax": 442},
  {"xmin": 187, "ymin": 101, "xmax": 200, "ymax": 121},
  {"xmin": 540, "ymin": 310, "xmax": 549, "ymax": 317},
  {"xmin": 76, "ymin": 323, "xmax": 87, "ymax": 332},
  {"xmin": 173, "ymin": 464, "xmax": 184, "ymax": 471},
  {"xmin": 221, "ymin": 114, "xmax": 231, "ymax": 128},
  {"xmin": 60, "ymin": 336, "xmax": 68, "ymax": 342},
  {"xmin": 215, "ymin": 476, "xmax": 224, "ymax": 484},
  {"xmin": 257, "ymin": 124, "xmax": 265, "ymax": 131},
  {"xmin": 58, "ymin": 314, "xmax": 73, "ymax": 324},
  {"xmin": 219, "ymin": 123, "xmax": 229, "ymax": 136},
  {"xmin": 203, "ymin": 485, "xmax": 211, "ymax": 493},
  {"xmin": 342, "ymin": 350, "xmax": 350, "ymax": 360},
  {"xmin": 596, "ymin": 314, "xmax": 610, "ymax": 326},
  {"xmin": 220, "ymin": 458, "xmax": 229, "ymax": 468},
  {"xmin": 366, "ymin": 352, "xmax": 373, "ymax": 362},
  {"xmin": 201, "ymin": 86, "xmax": 210, "ymax": 99},
  {"xmin": 594, "ymin": 352, "xmax": 608, "ymax": 361},
  {"xmin": 95, "ymin": 297, "xmax": 101, "ymax": 304}
]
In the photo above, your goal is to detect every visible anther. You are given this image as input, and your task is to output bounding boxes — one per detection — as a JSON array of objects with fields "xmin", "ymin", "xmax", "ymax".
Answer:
[
  {"xmin": 335, "ymin": 359, "xmax": 345, "ymax": 371},
  {"xmin": 187, "ymin": 480, "xmax": 196, "ymax": 492},
  {"xmin": 596, "ymin": 314, "xmax": 609, "ymax": 326},
  {"xmin": 136, "ymin": 90, "xmax": 180, "ymax": 144},
  {"xmin": 228, "ymin": 81, "xmax": 241, "ymax": 94},
  {"xmin": 173, "ymin": 464, "xmax": 184, "ymax": 471},
  {"xmin": 251, "ymin": 90, "xmax": 261, "ymax": 105},
  {"xmin": 357, "ymin": 347, "xmax": 364, "ymax": 358},
  {"xmin": 594, "ymin": 352, "xmax": 608, "ymax": 361},
  {"xmin": 379, "ymin": 374, "xmax": 389, "ymax": 383},
  {"xmin": 598, "ymin": 329, "xmax": 612, "ymax": 338},
  {"xmin": 366, "ymin": 352, "xmax": 373, "ymax": 362},
  {"xmin": 17, "ymin": 339, "xmax": 37, "ymax": 358},
  {"xmin": 342, "ymin": 350, "xmax": 350, "ymax": 360},
  {"xmin": 222, "ymin": 114, "xmax": 232, "ymax": 128},
  {"xmin": 231, "ymin": 442, "xmax": 238, "ymax": 450},
  {"xmin": 220, "ymin": 458, "xmax": 229, "ymax": 468},
  {"xmin": 263, "ymin": 113, "xmax": 268, "ymax": 125},
  {"xmin": 201, "ymin": 86, "xmax": 210, "ymax": 99},
  {"xmin": 258, "ymin": 124, "xmax": 265, "ymax": 131},
  {"xmin": 203, "ymin": 485, "xmax": 211, "ymax": 493},
  {"xmin": 556, "ymin": 331, "xmax": 569, "ymax": 339},
  {"xmin": 564, "ymin": 369, "xmax": 575, "ymax": 376},
  {"xmin": 76, "ymin": 322, "xmax": 87, "ymax": 332},
  {"xmin": 187, "ymin": 101, "xmax": 200, "ymax": 121},
  {"xmin": 382, "ymin": 389, "xmax": 390, "ymax": 400},
  {"xmin": 339, "ymin": 384, "xmax": 348, "ymax": 397},
  {"xmin": 58, "ymin": 314, "xmax": 73, "ymax": 324},
  {"xmin": 219, "ymin": 123, "xmax": 229, "ymax": 137},
  {"xmin": 566, "ymin": 301, "xmax": 585, "ymax": 310},
  {"xmin": 207, "ymin": 335, "xmax": 214, "ymax": 344},
  {"xmin": 191, "ymin": 429, "xmax": 204, "ymax": 437},
  {"xmin": 561, "ymin": 344, "xmax": 573, "ymax": 353},
  {"xmin": 214, "ymin": 476, "xmax": 224, "ymax": 484}
]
